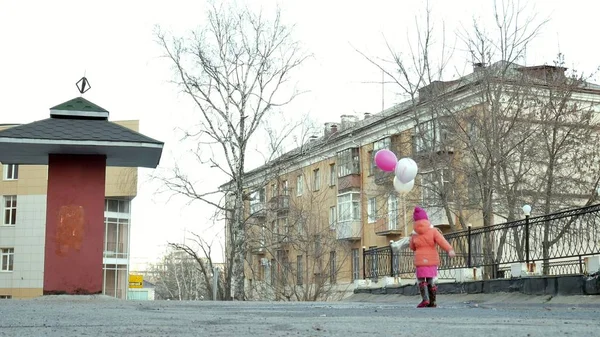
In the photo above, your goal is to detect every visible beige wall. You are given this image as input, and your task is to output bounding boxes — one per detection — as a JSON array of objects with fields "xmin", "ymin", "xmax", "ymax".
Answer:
[
  {"xmin": 0, "ymin": 288, "xmax": 42, "ymax": 299},
  {"xmin": 0, "ymin": 120, "xmax": 139, "ymax": 198}
]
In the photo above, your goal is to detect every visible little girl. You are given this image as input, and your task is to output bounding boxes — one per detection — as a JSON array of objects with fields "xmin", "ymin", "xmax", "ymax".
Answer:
[{"xmin": 409, "ymin": 206, "xmax": 456, "ymax": 308}]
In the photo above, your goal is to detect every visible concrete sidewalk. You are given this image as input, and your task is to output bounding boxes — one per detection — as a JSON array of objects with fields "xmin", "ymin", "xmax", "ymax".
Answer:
[{"xmin": 345, "ymin": 292, "xmax": 600, "ymax": 308}]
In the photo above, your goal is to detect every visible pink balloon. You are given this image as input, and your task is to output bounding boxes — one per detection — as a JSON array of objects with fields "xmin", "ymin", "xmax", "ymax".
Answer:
[{"xmin": 374, "ymin": 149, "xmax": 397, "ymax": 172}]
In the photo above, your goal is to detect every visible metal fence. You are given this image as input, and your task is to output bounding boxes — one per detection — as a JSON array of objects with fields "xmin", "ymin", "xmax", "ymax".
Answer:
[{"xmin": 364, "ymin": 203, "xmax": 600, "ymax": 280}]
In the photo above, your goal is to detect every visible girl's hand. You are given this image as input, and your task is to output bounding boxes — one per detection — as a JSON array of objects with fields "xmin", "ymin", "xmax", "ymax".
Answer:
[{"xmin": 448, "ymin": 250, "xmax": 456, "ymax": 258}]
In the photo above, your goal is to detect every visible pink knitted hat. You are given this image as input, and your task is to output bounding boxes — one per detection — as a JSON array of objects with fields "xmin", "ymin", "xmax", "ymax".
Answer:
[{"xmin": 413, "ymin": 206, "xmax": 428, "ymax": 221}]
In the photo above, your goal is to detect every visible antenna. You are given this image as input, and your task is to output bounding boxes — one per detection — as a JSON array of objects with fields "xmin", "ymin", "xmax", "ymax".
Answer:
[{"xmin": 381, "ymin": 69, "xmax": 385, "ymax": 111}]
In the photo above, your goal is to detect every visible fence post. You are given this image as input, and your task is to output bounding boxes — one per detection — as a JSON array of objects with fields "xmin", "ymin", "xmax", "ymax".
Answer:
[
  {"xmin": 525, "ymin": 214, "xmax": 530, "ymax": 264},
  {"xmin": 362, "ymin": 246, "xmax": 366, "ymax": 279},
  {"xmin": 467, "ymin": 224, "xmax": 472, "ymax": 269},
  {"xmin": 389, "ymin": 241, "xmax": 394, "ymax": 277}
]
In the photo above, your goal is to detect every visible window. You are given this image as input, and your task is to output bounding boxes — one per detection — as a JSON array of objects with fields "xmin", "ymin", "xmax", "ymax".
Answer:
[
  {"xmin": 0, "ymin": 295, "xmax": 12, "ymax": 299},
  {"xmin": 104, "ymin": 216, "xmax": 130, "ymax": 258},
  {"xmin": 314, "ymin": 235, "xmax": 322, "ymax": 257},
  {"xmin": 296, "ymin": 175, "xmax": 304, "ymax": 196},
  {"xmin": 271, "ymin": 220, "xmax": 278, "ymax": 241},
  {"xmin": 388, "ymin": 194, "xmax": 398, "ymax": 230},
  {"xmin": 337, "ymin": 148, "xmax": 360, "ymax": 177},
  {"xmin": 415, "ymin": 120, "xmax": 434, "ymax": 153},
  {"xmin": 277, "ymin": 250, "xmax": 290, "ymax": 286},
  {"xmin": 249, "ymin": 188, "xmax": 266, "ymax": 214},
  {"xmin": 467, "ymin": 174, "xmax": 481, "ymax": 204},
  {"xmin": 421, "ymin": 169, "xmax": 452, "ymax": 206},
  {"xmin": 337, "ymin": 193, "xmax": 360, "ymax": 222},
  {"xmin": 257, "ymin": 257, "xmax": 265, "ymax": 281},
  {"xmin": 467, "ymin": 119, "xmax": 479, "ymax": 141},
  {"xmin": 313, "ymin": 168, "xmax": 321, "ymax": 191},
  {"xmin": 270, "ymin": 259, "xmax": 276, "ymax": 285},
  {"xmin": 296, "ymin": 216, "xmax": 306, "ymax": 237},
  {"xmin": 105, "ymin": 199, "xmax": 130, "ymax": 213},
  {"xmin": 368, "ymin": 151, "xmax": 374, "ymax": 175},
  {"xmin": 367, "ymin": 197, "xmax": 377, "ymax": 223},
  {"xmin": 259, "ymin": 225, "xmax": 266, "ymax": 247},
  {"xmin": 282, "ymin": 180, "xmax": 289, "ymax": 196},
  {"xmin": 329, "ymin": 206, "xmax": 337, "ymax": 230},
  {"xmin": 278, "ymin": 217, "xmax": 289, "ymax": 239},
  {"xmin": 296, "ymin": 255, "xmax": 303, "ymax": 285},
  {"xmin": 329, "ymin": 163, "xmax": 336, "ymax": 186},
  {"xmin": 3, "ymin": 196, "xmax": 17, "ymax": 226},
  {"xmin": 415, "ymin": 120, "xmax": 450, "ymax": 153},
  {"xmin": 2, "ymin": 164, "xmax": 18, "ymax": 180},
  {"xmin": 370, "ymin": 138, "xmax": 391, "ymax": 175},
  {"xmin": 1, "ymin": 248, "xmax": 14, "ymax": 271},
  {"xmin": 329, "ymin": 251, "xmax": 337, "ymax": 284},
  {"xmin": 352, "ymin": 248, "xmax": 360, "ymax": 281},
  {"xmin": 271, "ymin": 183, "xmax": 278, "ymax": 198}
]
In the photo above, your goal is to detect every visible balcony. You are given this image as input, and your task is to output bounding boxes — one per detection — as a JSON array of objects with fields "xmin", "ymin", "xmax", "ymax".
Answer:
[
  {"xmin": 338, "ymin": 174, "xmax": 361, "ymax": 193},
  {"xmin": 251, "ymin": 243, "xmax": 267, "ymax": 254},
  {"xmin": 268, "ymin": 195, "xmax": 290, "ymax": 212},
  {"xmin": 374, "ymin": 170, "xmax": 394, "ymax": 186},
  {"xmin": 374, "ymin": 217, "xmax": 404, "ymax": 236},
  {"xmin": 249, "ymin": 202, "xmax": 266, "ymax": 218},
  {"xmin": 273, "ymin": 233, "xmax": 291, "ymax": 245},
  {"xmin": 427, "ymin": 207, "xmax": 450, "ymax": 226},
  {"xmin": 336, "ymin": 220, "xmax": 361, "ymax": 240}
]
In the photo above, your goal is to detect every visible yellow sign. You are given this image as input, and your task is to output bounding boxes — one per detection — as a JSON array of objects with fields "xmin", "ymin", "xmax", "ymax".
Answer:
[{"xmin": 129, "ymin": 274, "xmax": 143, "ymax": 289}]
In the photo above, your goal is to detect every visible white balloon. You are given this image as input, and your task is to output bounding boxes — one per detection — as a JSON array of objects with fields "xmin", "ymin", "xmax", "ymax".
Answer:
[
  {"xmin": 395, "ymin": 157, "xmax": 418, "ymax": 184},
  {"xmin": 393, "ymin": 176, "xmax": 414, "ymax": 194}
]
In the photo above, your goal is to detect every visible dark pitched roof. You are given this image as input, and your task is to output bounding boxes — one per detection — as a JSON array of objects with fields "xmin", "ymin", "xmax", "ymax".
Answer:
[
  {"xmin": 50, "ymin": 97, "xmax": 108, "ymax": 113},
  {"xmin": 0, "ymin": 118, "xmax": 162, "ymax": 144},
  {"xmin": 143, "ymin": 280, "xmax": 156, "ymax": 288}
]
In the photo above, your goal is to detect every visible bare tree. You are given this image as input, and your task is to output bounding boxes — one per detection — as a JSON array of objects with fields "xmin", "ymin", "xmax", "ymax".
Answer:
[
  {"xmin": 154, "ymin": 2, "xmax": 309, "ymax": 300},
  {"xmin": 167, "ymin": 232, "xmax": 226, "ymax": 300},
  {"xmin": 148, "ymin": 247, "xmax": 210, "ymax": 300},
  {"xmin": 523, "ymin": 55, "xmax": 600, "ymax": 273},
  {"xmin": 358, "ymin": 1, "xmax": 600, "ymax": 277},
  {"xmin": 244, "ymin": 171, "xmax": 353, "ymax": 301},
  {"xmin": 354, "ymin": 3, "xmax": 474, "ymax": 235}
]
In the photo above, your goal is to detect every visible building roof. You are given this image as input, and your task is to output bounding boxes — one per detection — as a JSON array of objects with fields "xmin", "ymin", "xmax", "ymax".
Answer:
[
  {"xmin": 143, "ymin": 280, "xmax": 156, "ymax": 288},
  {"xmin": 0, "ymin": 118, "xmax": 161, "ymax": 144},
  {"xmin": 219, "ymin": 61, "xmax": 600, "ymax": 191},
  {"xmin": 50, "ymin": 97, "xmax": 108, "ymax": 113},
  {"xmin": 0, "ymin": 97, "xmax": 164, "ymax": 168}
]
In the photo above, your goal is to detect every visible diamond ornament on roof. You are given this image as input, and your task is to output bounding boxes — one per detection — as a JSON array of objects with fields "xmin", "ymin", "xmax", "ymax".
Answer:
[{"xmin": 76, "ymin": 76, "xmax": 91, "ymax": 95}]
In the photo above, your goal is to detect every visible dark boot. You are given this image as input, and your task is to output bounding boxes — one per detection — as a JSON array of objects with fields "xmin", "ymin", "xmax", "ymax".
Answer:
[
  {"xmin": 417, "ymin": 281, "xmax": 430, "ymax": 308},
  {"xmin": 427, "ymin": 284, "xmax": 438, "ymax": 307}
]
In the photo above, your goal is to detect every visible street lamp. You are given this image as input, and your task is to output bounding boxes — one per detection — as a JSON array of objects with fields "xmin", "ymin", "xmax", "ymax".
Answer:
[
  {"xmin": 522, "ymin": 204, "xmax": 531, "ymax": 265},
  {"xmin": 522, "ymin": 204, "xmax": 531, "ymax": 216}
]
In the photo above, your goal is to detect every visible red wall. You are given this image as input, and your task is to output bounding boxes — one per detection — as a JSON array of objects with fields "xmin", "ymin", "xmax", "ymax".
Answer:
[{"xmin": 43, "ymin": 154, "xmax": 106, "ymax": 295}]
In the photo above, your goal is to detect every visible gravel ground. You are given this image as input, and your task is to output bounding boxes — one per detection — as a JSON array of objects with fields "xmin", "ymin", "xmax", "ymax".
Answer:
[{"xmin": 0, "ymin": 295, "xmax": 599, "ymax": 336}]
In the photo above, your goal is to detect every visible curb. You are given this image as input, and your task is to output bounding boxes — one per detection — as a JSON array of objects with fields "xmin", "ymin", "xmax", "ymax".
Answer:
[{"xmin": 354, "ymin": 274, "xmax": 600, "ymax": 297}]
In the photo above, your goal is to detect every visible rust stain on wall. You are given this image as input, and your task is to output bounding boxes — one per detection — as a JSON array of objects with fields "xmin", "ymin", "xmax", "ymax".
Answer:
[{"xmin": 55, "ymin": 205, "xmax": 85, "ymax": 256}]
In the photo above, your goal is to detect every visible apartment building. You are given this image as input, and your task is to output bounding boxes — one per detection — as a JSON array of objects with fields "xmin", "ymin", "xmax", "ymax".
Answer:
[
  {"xmin": 224, "ymin": 61, "xmax": 600, "ymax": 299},
  {"xmin": 0, "ymin": 121, "xmax": 139, "ymax": 299}
]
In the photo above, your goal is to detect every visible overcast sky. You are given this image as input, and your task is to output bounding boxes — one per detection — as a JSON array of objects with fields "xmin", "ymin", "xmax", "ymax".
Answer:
[{"xmin": 2, "ymin": 0, "xmax": 599, "ymax": 270}]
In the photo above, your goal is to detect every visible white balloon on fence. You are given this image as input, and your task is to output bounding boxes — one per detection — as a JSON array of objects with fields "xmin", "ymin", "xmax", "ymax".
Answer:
[
  {"xmin": 393, "ymin": 176, "xmax": 414, "ymax": 194},
  {"xmin": 395, "ymin": 157, "xmax": 418, "ymax": 183}
]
